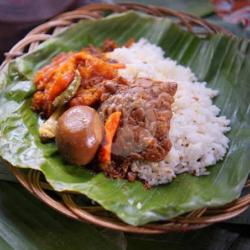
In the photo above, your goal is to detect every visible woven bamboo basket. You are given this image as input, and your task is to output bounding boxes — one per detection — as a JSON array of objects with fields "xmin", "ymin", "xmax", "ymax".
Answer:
[{"xmin": 1, "ymin": 3, "xmax": 250, "ymax": 234}]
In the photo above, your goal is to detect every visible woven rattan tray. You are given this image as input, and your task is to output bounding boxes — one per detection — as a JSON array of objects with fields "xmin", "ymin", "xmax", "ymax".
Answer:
[{"xmin": 1, "ymin": 3, "xmax": 250, "ymax": 234}]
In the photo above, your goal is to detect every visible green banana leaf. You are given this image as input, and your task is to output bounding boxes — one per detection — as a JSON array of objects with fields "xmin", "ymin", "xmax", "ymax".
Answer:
[
  {"xmin": 1, "ymin": 180, "xmax": 250, "ymax": 250},
  {"xmin": 0, "ymin": 11, "xmax": 249, "ymax": 226},
  {"xmin": 0, "ymin": 181, "xmax": 125, "ymax": 250}
]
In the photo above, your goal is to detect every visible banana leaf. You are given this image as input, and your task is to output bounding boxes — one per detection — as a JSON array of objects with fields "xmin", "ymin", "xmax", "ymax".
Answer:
[
  {"xmin": 0, "ymin": 11, "xmax": 249, "ymax": 226},
  {"xmin": 2, "ymin": 180, "xmax": 250, "ymax": 250},
  {"xmin": 0, "ymin": 181, "xmax": 125, "ymax": 250}
]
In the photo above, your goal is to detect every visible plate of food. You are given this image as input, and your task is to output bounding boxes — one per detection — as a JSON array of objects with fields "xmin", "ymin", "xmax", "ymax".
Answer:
[{"xmin": 0, "ymin": 3, "xmax": 249, "ymax": 233}]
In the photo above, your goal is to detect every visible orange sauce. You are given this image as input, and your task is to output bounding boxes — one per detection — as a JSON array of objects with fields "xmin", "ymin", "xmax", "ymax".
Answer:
[{"xmin": 32, "ymin": 49, "xmax": 124, "ymax": 117}]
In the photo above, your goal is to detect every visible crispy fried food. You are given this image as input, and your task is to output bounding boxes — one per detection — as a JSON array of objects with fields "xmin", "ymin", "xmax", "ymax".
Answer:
[
  {"xmin": 32, "ymin": 53, "xmax": 75, "ymax": 116},
  {"xmin": 69, "ymin": 87, "xmax": 102, "ymax": 107},
  {"xmin": 69, "ymin": 77, "xmax": 127, "ymax": 107},
  {"xmin": 32, "ymin": 47, "xmax": 124, "ymax": 118}
]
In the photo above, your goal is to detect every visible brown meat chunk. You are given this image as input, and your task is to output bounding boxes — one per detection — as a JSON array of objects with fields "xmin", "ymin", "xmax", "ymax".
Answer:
[
  {"xmin": 102, "ymin": 39, "xmax": 118, "ymax": 52},
  {"xmin": 98, "ymin": 78, "xmax": 177, "ymax": 177},
  {"xmin": 69, "ymin": 77, "xmax": 128, "ymax": 107}
]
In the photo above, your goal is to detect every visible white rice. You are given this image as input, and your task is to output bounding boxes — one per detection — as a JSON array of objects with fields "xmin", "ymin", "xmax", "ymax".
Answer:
[{"xmin": 108, "ymin": 39, "xmax": 230, "ymax": 186}]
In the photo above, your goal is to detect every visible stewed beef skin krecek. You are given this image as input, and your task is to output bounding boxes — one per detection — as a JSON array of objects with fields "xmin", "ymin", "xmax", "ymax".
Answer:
[{"xmin": 98, "ymin": 78, "xmax": 177, "ymax": 178}]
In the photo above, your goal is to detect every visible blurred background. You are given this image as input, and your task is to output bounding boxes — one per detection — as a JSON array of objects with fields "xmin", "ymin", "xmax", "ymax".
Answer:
[{"xmin": 0, "ymin": 0, "xmax": 249, "ymax": 61}]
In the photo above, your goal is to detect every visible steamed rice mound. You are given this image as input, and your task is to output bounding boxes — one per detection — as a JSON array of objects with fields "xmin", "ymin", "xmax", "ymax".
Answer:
[{"xmin": 108, "ymin": 39, "xmax": 230, "ymax": 186}]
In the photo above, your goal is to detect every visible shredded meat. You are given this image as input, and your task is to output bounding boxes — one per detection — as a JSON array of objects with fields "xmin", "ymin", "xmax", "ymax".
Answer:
[{"xmin": 98, "ymin": 78, "xmax": 177, "ymax": 179}]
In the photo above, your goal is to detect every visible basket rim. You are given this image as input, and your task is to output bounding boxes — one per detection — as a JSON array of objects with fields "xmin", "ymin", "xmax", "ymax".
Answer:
[{"xmin": 1, "ymin": 3, "xmax": 249, "ymax": 234}]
